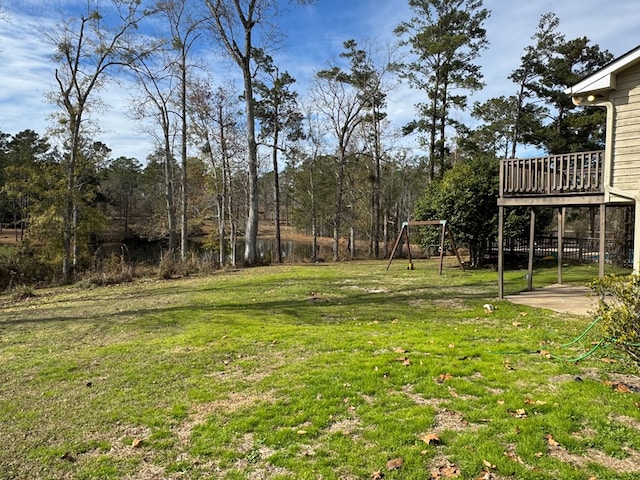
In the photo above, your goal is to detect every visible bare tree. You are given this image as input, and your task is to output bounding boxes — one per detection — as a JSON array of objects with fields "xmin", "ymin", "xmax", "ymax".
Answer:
[
  {"xmin": 128, "ymin": 48, "xmax": 180, "ymax": 253},
  {"xmin": 48, "ymin": 0, "xmax": 148, "ymax": 282},
  {"xmin": 341, "ymin": 39, "xmax": 398, "ymax": 258},
  {"xmin": 254, "ymin": 50, "xmax": 304, "ymax": 263},
  {"xmin": 296, "ymin": 98, "xmax": 330, "ymax": 262},
  {"xmin": 157, "ymin": 0, "xmax": 206, "ymax": 260},
  {"xmin": 312, "ymin": 69, "xmax": 365, "ymax": 261},
  {"xmin": 190, "ymin": 80, "xmax": 245, "ymax": 266},
  {"xmin": 203, "ymin": 0, "xmax": 314, "ymax": 265}
]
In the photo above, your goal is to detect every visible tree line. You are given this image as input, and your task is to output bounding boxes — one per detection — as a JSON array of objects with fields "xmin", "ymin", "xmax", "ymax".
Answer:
[{"xmin": 0, "ymin": 0, "xmax": 614, "ymax": 286}]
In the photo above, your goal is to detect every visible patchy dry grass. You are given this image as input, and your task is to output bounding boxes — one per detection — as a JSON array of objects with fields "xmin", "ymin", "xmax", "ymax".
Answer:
[{"xmin": 1, "ymin": 261, "xmax": 639, "ymax": 479}]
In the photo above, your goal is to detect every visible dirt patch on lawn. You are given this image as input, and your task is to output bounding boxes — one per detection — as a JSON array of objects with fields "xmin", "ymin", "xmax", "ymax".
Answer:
[
  {"xmin": 612, "ymin": 414, "xmax": 640, "ymax": 431},
  {"xmin": 548, "ymin": 370, "xmax": 640, "ymax": 394},
  {"xmin": 401, "ymin": 384, "xmax": 442, "ymax": 408},
  {"xmin": 432, "ymin": 408, "xmax": 476, "ymax": 433},
  {"xmin": 550, "ymin": 446, "xmax": 640, "ymax": 474},
  {"xmin": 547, "ymin": 411, "xmax": 640, "ymax": 475},
  {"xmin": 176, "ymin": 389, "xmax": 278, "ymax": 445}
]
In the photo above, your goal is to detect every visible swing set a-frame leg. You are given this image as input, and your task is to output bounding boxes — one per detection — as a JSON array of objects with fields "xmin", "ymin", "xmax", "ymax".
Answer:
[{"xmin": 386, "ymin": 223, "xmax": 408, "ymax": 270}]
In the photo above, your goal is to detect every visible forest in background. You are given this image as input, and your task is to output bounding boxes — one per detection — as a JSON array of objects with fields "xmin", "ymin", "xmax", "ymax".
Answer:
[{"xmin": 0, "ymin": 0, "xmax": 623, "ymax": 289}]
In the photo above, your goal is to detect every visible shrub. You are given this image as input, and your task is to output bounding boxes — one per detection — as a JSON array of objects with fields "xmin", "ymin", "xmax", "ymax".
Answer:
[
  {"xmin": 79, "ymin": 251, "xmax": 134, "ymax": 287},
  {"xmin": 157, "ymin": 251, "xmax": 220, "ymax": 279},
  {"xmin": 11, "ymin": 285, "xmax": 37, "ymax": 301},
  {"xmin": 0, "ymin": 244, "xmax": 57, "ymax": 291},
  {"xmin": 590, "ymin": 274, "xmax": 640, "ymax": 366}
]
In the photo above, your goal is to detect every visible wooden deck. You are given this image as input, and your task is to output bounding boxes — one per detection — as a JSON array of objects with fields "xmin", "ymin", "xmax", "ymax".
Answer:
[{"xmin": 499, "ymin": 150, "xmax": 605, "ymax": 206}]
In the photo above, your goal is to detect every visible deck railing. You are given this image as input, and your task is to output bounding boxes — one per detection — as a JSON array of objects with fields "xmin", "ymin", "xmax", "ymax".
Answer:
[{"xmin": 500, "ymin": 150, "xmax": 604, "ymax": 197}]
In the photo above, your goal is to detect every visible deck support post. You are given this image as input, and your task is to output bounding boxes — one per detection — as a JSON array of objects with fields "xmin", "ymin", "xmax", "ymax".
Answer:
[
  {"xmin": 527, "ymin": 209, "xmax": 535, "ymax": 291},
  {"xmin": 557, "ymin": 207, "xmax": 565, "ymax": 285},
  {"xmin": 498, "ymin": 206, "xmax": 504, "ymax": 299},
  {"xmin": 599, "ymin": 204, "xmax": 606, "ymax": 277}
]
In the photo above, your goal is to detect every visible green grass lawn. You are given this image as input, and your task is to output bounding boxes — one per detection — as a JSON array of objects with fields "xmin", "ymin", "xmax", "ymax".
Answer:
[{"xmin": 1, "ymin": 260, "xmax": 639, "ymax": 479}]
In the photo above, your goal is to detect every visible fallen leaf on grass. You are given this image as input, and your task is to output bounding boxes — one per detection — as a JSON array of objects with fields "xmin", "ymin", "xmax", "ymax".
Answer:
[
  {"xmin": 131, "ymin": 438, "xmax": 143, "ymax": 448},
  {"xmin": 615, "ymin": 383, "xmax": 632, "ymax": 393},
  {"xmin": 371, "ymin": 471, "xmax": 384, "ymax": 479},
  {"xmin": 296, "ymin": 430, "xmax": 307, "ymax": 435},
  {"xmin": 524, "ymin": 398, "xmax": 547, "ymax": 405},
  {"xmin": 510, "ymin": 409, "xmax": 527, "ymax": 418},
  {"xmin": 395, "ymin": 356, "xmax": 411, "ymax": 366},
  {"xmin": 430, "ymin": 462, "xmax": 461, "ymax": 479},
  {"xmin": 482, "ymin": 459, "xmax": 496, "ymax": 469},
  {"xmin": 393, "ymin": 347, "xmax": 407, "ymax": 353},
  {"xmin": 601, "ymin": 357, "xmax": 618, "ymax": 364},
  {"xmin": 545, "ymin": 434, "xmax": 560, "ymax": 448},
  {"xmin": 604, "ymin": 381, "xmax": 633, "ymax": 393},
  {"xmin": 386, "ymin": 457, "xmax": 403, "ymax": 470},
  {"xmin": 512, "ymin": 321, "xmax": 522, "ymax": 327},
  {"xmin": 419, "ymin": 432, "xmax": 441, "ymax": 445},
  {"xmin": 539, "ymin": 350, "xmax": 551, "ymax": 358},
  {"xmin": 436, "ymin": 373, "xmax": 453, "ymax": 383},
  {"xmin": 504, "ymin": 450, "xmax": 524, "ymax": 464},
  {"xmin": 476, "ymin": 471, "xmax": 497, "ymax": 480}
]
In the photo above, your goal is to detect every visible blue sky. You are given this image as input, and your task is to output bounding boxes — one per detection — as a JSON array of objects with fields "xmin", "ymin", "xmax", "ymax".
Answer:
[{"xmin": 0, "ymin": 0, "xmax": 638, "ymax": 162}]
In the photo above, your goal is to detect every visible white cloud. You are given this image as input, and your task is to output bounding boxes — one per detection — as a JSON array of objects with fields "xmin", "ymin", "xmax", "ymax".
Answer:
[
  {"xmin": 0, "ymin": 13, "xmax": 56, "ymax": 132},
  {"xmin": 0, "ymin": 5, "xmax": 158, "ymax": 161}
]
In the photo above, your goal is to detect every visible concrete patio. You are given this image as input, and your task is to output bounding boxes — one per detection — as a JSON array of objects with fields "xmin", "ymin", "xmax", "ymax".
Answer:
[{"xmin": 505, "ymin": 284, "xmax": 599, "ymax": 316}]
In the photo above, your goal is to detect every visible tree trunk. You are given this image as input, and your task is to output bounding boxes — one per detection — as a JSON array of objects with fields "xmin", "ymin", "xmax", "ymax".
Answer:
[
  {"xmin": 428, "ymin": 76, "xmax": 440, "ymax": 182},
  {"xmin": 163, "ymin": 125, "xmax": 177, "ymax": 253},
  {"xmin": 438, "ymin": 77, "xmax": 448, "ymax": 178},
  {"xmin": 309, "ymin": 159, "xmax": 318, "ymax": 262},
  {"xmin": 230, "ymin": 216, "xmax": 237, "ymax": 267},
  {"xmin": 272, "ymin": 123, "xmax": 282, "ymax": 263},
  {"xmin": 383, "ymin": 210, "xmax": 389, "ymax": 258},
  {"xmin": 332, "ymin": 152, "xmax": 346, "ymax": 261},
  {"xmin": 373, "ymin": 112, "xmax": 381, "ymax": 258},
  {"xmin": 62, "ymin": 121, "xmax": 81, "ymax": 284},
  {"xmin": 180, "ymin": 50, "xmax": 188, "ymax": 261},
  {"xmin": 350, "ymin": 225, "xmax": 356, "ymax": 260},
  {"xmin": 240, "ymin": 31, "xmax": 259, "ymax": 265}
]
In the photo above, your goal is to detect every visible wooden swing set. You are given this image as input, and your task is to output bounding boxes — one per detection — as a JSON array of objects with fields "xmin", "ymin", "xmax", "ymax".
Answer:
[{"xmin": 386, "ymin": 220, "xmax": 465, "ymax": 273}]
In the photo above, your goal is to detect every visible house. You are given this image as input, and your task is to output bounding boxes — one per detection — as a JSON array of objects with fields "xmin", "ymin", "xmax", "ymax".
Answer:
[{"xmin": 497, "ymin": 45, "xmax": 640, "ymax": 298}]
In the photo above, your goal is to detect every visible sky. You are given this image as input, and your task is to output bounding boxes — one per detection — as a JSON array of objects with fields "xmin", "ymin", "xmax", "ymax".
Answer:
[{"xmin": 0, "ymin": 0, "xmax": 638, "ymax": 162}]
